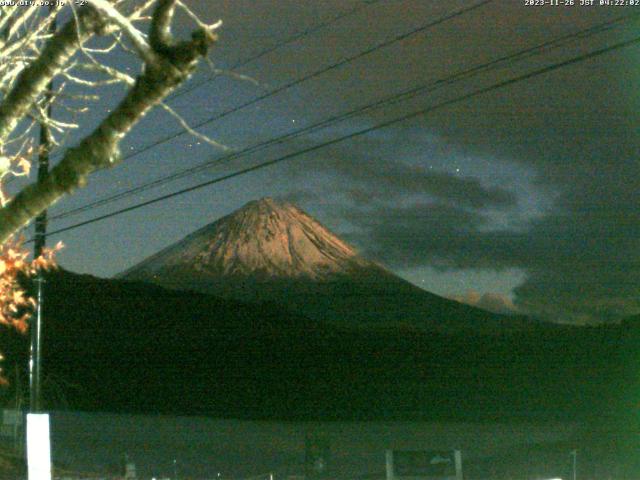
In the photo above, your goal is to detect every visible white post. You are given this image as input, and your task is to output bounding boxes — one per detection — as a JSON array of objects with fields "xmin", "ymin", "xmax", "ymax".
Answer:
[
  {"xmin": 454, "ymin": 450, "xmax": 463, "ymax": 480},
  {"xmin": 26, "ymin": 413, "xmax": 52, "ymax": 480},
  {"xmin": 385, "ymin": 450, "xmax": 394, "ymax": 480}
]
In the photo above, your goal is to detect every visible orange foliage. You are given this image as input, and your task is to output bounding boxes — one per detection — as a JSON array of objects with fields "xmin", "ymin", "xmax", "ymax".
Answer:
[
  {"xmin": 0, "ymin": 237, "xmax": 62, "ymax": 384},
  {"xmin": 0, "ymin": 237, "xmax": 62, "ymax": 334}
]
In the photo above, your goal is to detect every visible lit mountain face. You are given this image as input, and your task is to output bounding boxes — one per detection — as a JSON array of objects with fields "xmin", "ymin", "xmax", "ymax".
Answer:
[{"xmin": 121, "ymin": 197, "xmax": 373, "ymax": 281}]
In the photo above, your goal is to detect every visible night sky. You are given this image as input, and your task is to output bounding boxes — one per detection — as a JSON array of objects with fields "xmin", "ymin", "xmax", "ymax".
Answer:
[{"xmin": 10, "ymin": 0, "xmax": 640, "ymax": 324}]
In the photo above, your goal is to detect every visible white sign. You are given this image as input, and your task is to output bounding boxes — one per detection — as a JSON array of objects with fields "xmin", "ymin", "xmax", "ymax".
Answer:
[{"xmin": 26, "ymin": 413, "xmax": 52, "ymax": 480}]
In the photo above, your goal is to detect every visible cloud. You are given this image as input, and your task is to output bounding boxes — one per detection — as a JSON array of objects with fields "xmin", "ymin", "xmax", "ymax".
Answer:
[
  {"xmin": 340, "ymin": 200, "xmax": 525, "ymax": 270},
  {"xmin": 282, "ymin": 133, "xmax": 519, "ymax": 210},
  {"xmin": 341, "ymin": 199, "xmax": 640, "ymax": 323},
  {"xmin": 344, "ymin": 168, "xmax": 516, "ymax": 208}
]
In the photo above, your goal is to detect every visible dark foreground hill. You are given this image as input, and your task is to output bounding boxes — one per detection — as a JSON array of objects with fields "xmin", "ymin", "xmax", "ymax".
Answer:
[{"xmin": 0, "ymin": 269, "xmax": 637, "ymax": 424}]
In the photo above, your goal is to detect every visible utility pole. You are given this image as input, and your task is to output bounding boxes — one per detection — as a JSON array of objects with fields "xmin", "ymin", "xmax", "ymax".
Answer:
[
  {"xmin": 25, "ymin": 14, "xmax": 56, "ymax": 476},
  {"xmin": 570, "ymin": 449, "xmax": 577, "ymax": 480},
  {"xmin": 29, "ymin": 5, "xmax": 56, "ymax": 414}
]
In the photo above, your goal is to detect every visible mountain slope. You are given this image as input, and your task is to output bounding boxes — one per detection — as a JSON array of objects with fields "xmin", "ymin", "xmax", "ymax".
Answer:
[{"xmin": 120, "ymin": 198, "xmax": 537, "ymax": 334}]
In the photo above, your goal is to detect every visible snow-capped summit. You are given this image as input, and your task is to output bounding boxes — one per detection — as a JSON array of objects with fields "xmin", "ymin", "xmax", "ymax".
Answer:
[{"xmin": 120, "ymin": 197, "xmax": 374, "ymax": 282}]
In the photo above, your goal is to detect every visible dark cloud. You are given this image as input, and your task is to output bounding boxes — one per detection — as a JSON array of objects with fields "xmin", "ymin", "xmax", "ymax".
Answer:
[
  {"xmin": 283, "ymin": 133, "xmax": 519, "ymax": 210},
  {"xmin": 340, "ymin": 201, "xmax": 524, "ymax": 270},
  {"xmin": 341, "ymin": 199, "xmax": 640, "ymax": 323},
  {"xmin": 341, "ymin": 164, "xmax": 516, "ymax": 208}
]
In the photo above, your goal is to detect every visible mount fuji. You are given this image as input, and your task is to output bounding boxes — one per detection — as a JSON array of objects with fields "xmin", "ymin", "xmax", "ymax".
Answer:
[{"xmin": 120, "ymin": 198, "xmax": 535, "ymax": 334}]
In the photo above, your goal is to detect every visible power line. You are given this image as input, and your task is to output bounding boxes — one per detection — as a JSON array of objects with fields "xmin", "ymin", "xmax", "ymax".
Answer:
[
  {"xmin": 54, "ymin": 0, "xmax": 494, "ymax": 169},
  {"xmin": 50, "ymin": 0, "xmax": 500, "ymax": 221},
  {"xmin": 39, "ymin": 0, "xmax": 383, "ymax": 171},
  {"xmin": 36, "ymin": 34, "xmax": 640, "ymax": 241},
  {"xmin": 49, "ymin": 11, "xmax": 639, "ymax": 222},
  {"xmin": 164, "ymin": 0, "xmax": 383, "ymax": 102}
]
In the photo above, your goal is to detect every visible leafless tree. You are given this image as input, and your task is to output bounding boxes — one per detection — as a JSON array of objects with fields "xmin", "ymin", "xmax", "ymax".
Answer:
[{"xmin": 0, "ymin": 0, "xmax": 222, "ymax": 243}]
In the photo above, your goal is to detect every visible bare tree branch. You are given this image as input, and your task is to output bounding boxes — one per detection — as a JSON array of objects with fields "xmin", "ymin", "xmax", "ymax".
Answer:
[
  {"xmin": 0, "ymin": 0, "xmax": 219, "ymax": 243},
  {"xmin": 159, "ymin": 102, "xmax": 228, "ymax": 150},
  {"xmin": 86, "ymin": 0, "xmax": 158, "ymax": 65},
  {"xmin": 0, "ymin": 7, "xmax": 105, "ymax": 144}
]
